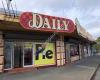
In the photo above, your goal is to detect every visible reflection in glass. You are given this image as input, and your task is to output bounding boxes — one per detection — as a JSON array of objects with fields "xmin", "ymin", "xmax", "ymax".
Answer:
[
  {"xmin": 24, "ymin": 43, "xmax": 33, "ymax": 66},
  {"xmin": 4, "ymin": 42, "xmax": 13, "ymax": 69},
  {"xmin": 70, "ymin": 44, "xmax": 79, "ymax": 56}
]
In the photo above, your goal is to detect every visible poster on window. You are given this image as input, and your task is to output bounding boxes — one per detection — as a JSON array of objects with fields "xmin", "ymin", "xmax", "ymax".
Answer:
[{"xmin": 34, "ymin": 43, "xmax": 55, "ymax": 67}]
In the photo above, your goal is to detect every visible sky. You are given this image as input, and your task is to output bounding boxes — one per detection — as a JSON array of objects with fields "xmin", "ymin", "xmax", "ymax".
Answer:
[{"xmin": 0, "ymin": 0, "xmax": 100, "ymax": 39}]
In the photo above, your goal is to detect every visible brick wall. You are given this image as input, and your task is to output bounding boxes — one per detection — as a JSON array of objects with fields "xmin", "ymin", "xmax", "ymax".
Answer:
[
  {"xmin": 56, "ymin": 35, "xmax": 65, "ymax": 66},
  {"xmin": 0, "ymin": 32, "xmax": 4, "ymax": 72}
]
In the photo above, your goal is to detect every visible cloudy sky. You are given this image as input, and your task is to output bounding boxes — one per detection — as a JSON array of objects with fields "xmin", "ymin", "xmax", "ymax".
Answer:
[{"xmin": 0, "ymin": 0, "xmax": 100, "ymax": 39}]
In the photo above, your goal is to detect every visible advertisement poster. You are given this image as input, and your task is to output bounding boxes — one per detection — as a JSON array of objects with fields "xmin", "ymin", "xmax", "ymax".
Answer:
[{"xmin": 34, "ymin": 43, "xmax": 55, "ymax": 67}]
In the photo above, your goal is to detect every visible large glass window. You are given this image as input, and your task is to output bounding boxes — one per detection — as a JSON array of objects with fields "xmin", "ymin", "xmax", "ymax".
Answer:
[
  {"xmin": 4, "ymin": 41, "xmax": 34, "ymax": 68},
  {"xmin": 4, "ymin": 42, "xmax": 13, "ymax": 69},
  {"xmin": 23, "ymin": 42, "xmax": 33, "ymax": 66},
  {"xmin": 70, "ymin": 44, "xmax": 79, "ymax": 56}
]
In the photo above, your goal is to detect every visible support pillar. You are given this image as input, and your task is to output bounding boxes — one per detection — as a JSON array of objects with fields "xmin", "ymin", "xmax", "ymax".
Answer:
[
  {"xmin": 87, "ymin": 45, "xmax": 91, "ymax": 56},
  {"xmin": 79, "ymin": 44, "xmax": 84, "ymax": 59},
  {"xmin": 65, "ymin": 43, "xmax": 71, "ymax": 63},
  {"xmin": 56, "ymin": 35, "xmax": 65, "ymax": 66},
  {"xmin": 0, "ymin": 32, "xmax": 4, "ymax": 72}
]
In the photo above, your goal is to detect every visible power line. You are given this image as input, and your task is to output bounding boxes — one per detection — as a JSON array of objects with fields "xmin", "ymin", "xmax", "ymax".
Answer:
[
  {"xmin": 2, "ymin": 0, "xmax": 7, "ymax": 14},
  {"xmin": 10, "ymin": 2, "xmax": 15, "ymax": 17},
  {"xmin": 13, "ymin": 0, "xmax": 18, "ymax": 16},
  {"xmin": 5, "ymin": 0, "xmax": 12, "ymax": 16}
]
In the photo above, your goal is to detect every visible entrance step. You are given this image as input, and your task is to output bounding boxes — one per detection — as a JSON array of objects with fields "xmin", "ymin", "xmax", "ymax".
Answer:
[{"xmin": 5, "ymin": 67, "xmax": 37, "ymax": 74}]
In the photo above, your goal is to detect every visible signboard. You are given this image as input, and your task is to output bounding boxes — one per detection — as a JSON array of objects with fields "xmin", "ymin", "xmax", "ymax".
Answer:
[
  {"xmin": 86, "ymin": 32, "xmax": 94, "ymax": 41},
  {"xmin": 75, "ymin": 18, "xmax": 94, "ymax": 41},
  {"xmin": 34, "ymin": 43, "xmax": 55, "ymax": 66},
  {"xmin": 75, "ymin": 18, "xmax": 87, "ymax": 38},
  {"xmin": 19, "ymin": 12, "xmax": 75, "ymax": 33}
]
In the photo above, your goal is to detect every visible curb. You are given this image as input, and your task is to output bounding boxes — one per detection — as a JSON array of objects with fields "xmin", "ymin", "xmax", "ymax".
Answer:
[{"xmin": 90, "ymin": 64, "xmax": 100, "ymax": 80}]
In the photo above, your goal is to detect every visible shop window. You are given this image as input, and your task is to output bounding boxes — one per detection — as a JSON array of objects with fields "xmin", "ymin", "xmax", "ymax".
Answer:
[
  {"xmin": 70, "ymin": 45, "xmax": 79, "ymax": 56},
  {"xmin": 4, "ymin": 42, "xmax": 13, "ymax": 69}
]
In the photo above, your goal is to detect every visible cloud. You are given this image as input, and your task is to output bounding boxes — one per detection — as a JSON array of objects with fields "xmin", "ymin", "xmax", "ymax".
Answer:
[
  {"xmin": 91, "ymin": 9, "xmax": 100, "ymax": 17},
  {"xmin": 85, "ymin": 21, "xmax": 100, "ymax": 38},
  {"xmin": 74, "ymin": 0, "xmax": 100, "ymax": 10},
  {"xmin": 0, "ymin": 0, "xmax": 100, "ymax": 39}
]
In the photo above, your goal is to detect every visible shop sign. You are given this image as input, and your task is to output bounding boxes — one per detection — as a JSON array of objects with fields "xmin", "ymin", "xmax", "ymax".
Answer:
[
  {"xmin": 75, "ymin": 18, "xmax": 94, "ymax": 41},
  {"xmin": 86, "ymin": 32, "xmax": 94, "ymax": 41},
  {"xmin": 19, "ymin": 12, "xmax": 75, "ymax": 33},
  {"xmin": 34, "ymin": 43, "xmax": 55, "ymax": 66},
  {"xmin": 75, "ymin": 18, "xmax": 87, "ymax": 38}
]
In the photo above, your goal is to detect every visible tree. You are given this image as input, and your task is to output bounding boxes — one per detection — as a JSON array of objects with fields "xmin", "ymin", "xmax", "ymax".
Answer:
[{"xmin": 93, "ymin": 37, "xmax": 100, "ymax": 53}]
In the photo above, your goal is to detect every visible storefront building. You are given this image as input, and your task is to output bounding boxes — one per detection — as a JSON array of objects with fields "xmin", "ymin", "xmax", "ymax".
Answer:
[{"xmin": 0, "ymin": 11, "xmax": 95, "ymax": 73}]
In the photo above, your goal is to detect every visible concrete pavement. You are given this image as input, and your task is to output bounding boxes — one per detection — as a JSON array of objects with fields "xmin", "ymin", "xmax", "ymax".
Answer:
[
  {"xmin": 1, "ymin": 55, "xmax": 100, "ymax": 80},
  {"xmin": 92, "ymin": 64, "xmax": 100, "ymax": 80}
]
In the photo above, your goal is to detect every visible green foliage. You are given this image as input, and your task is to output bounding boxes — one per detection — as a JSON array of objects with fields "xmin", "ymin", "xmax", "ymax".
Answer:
[
  {"xmin": 96, "ymin": 37, "xmax": 100, "ymax": 42},
  {"xmin": 93, "ymin": 37, "xmax": 100, "ymax": 52}
]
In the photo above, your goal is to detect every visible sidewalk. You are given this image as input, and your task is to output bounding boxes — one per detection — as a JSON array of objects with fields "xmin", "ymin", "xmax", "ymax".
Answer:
[
  {"xmin": 93, "ymin": 65, "xmax": 100, "ymax": 80},
  {"xmin": 1, "ymin": 55, "xmax": 100, "ymax": 80}
]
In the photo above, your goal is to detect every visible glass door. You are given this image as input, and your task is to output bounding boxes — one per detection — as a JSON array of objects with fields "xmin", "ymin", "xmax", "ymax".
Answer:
[
  {"xmin": 13, "ymin": 42, "xmax": 23, "ymax": 68},
  {"xmin": 23, "ymin": 42, "xmax": 33, "ymax": 67}
]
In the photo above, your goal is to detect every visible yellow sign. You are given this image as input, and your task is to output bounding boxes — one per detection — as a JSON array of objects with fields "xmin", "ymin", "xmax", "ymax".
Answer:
[{"xmin": 34, "ymin": 43, "xmax": 55, "ymax": 67}]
